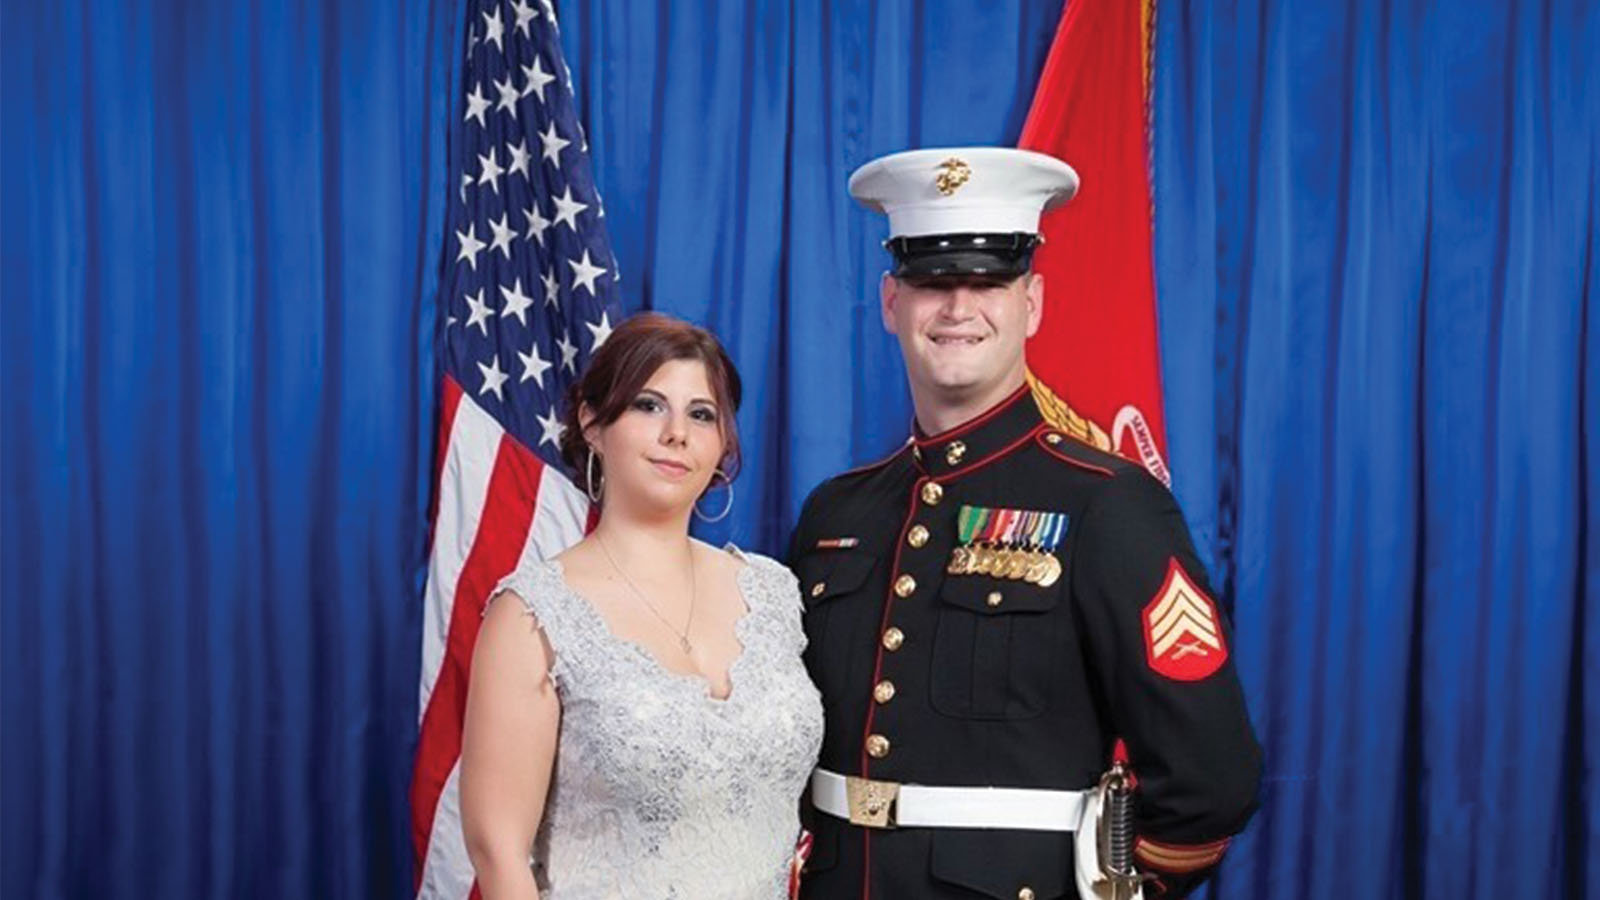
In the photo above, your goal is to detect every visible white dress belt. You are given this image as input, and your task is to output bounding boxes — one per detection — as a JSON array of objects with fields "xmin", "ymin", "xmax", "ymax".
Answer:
[{"xmin": 810, "ymin": 768, "xmax": 1090, "ymax": 832}]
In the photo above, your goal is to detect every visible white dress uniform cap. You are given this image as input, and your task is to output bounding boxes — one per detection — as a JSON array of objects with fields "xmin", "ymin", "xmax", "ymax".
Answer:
[{"xmin": 848, "ymin": 146, "xmax": 1079, "ymax": 239}]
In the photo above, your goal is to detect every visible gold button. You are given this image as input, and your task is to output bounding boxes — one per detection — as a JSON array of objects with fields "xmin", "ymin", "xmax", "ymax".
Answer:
[
  {"xmin": 1018, "ymin": 889, "xmax": 1035, "ymax": 900},
  {"xmin": 873, "ymin": 680, "xmax": 896, "ymax": 704},
  {"xmin": 907, "ymin": 524, "xmax": 930, "ymax": 548},
  {"xmin": 945, "ymin": 440, "xmax": 967, "ymax": 466},
  {"xmin": 1044, "ymin": 433, "xmax": 1063, "ymax": 445},
  {"xmin": 986, "ymin": 591, "xmax": 1003, "ymax": 608},
  {"xmin": 882, "ymin": 627, "xmax": 905, "ymax": 651},
  {"xmin": 893, "ymin": 574, "xmax": 917, "ymax": 598},
  {"xmin": 810, "ymin": 582, "xmax": 826, "ymax": 597},
  {"xmin": 865, "ymin": 734, "xmax": 891, "ymax": 758},
  {"xmin": 920, "ymin": 481, "xmax": 944, "ymax": 505}
]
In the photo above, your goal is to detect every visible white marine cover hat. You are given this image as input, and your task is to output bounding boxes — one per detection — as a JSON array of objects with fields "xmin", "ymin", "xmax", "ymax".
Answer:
[{"xmin": 849, "ymin": 146, "xmax": 1079, "ymax": 279}]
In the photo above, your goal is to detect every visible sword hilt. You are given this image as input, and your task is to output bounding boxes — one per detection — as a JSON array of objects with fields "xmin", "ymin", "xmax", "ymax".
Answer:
[{"xmin": 1096, "ymin": 761, "xmax": 1157, "ymax": 900}]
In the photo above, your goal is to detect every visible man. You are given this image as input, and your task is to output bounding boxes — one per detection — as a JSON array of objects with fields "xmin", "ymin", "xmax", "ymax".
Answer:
[{"xmin": 789, "ymin": 147, "xmax": 1262, "ymax": 900}]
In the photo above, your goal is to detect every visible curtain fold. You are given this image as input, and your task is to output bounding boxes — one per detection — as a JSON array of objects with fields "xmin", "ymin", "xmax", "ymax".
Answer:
[
  {"xmin": 1152, "ymin": 1, "xmax": 1597, "ymax": 896},
  {"xmin": 1, "ymin": 0, "xmax": 457, "ymax": 895}
]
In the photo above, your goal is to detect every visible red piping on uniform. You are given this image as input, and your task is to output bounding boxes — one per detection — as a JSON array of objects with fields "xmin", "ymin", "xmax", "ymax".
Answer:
[
  {"xmin": 909, "ymin": 382, "xmax": 1032, "ymax": 448},
  {"xmin": 855, "ymin": 473, "xmax": 925, "ymax": 900},
  {"xmin": 933, "ymin": 423, "xmax": 1052, "ymax": 481},
  {"xmin": 1035, "ymin": 432, "xmax": 1117, "ymax": 477},
  {"xmin": 836, "ymin": 441, "xmax": 913, "ymax": 478}
]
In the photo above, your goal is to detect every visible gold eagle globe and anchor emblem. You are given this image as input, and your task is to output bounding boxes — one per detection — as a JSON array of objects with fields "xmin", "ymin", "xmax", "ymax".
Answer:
[{"xmin": 934, "ymin": 157, "xmax": 972, "ymax": 195}]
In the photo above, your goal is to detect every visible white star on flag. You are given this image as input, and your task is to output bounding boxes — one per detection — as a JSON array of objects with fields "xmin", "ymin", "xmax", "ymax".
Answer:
[
  {"xmin": 519, "ymin": 341, "xmax": 553, "ymax": 386},
  {"xmin": 488, "ymin": 213, "xmax": 517, "ymax": 260},
  {"xmin": 477, "ymin": 147, "xmax": 504, "ymax": 194},
  {"xmin": 535, "ymin": 406, "xmax": 565, "ymax": 449},
  {"xmin": 459, "ymin": 172, "xmax": 472, "ymax": 205},
  {"xmin": 494, "ymin": 74, "xmax": 520, "ymax": 119},
  {"xmin": 522, "ymin": 57, "xmax": 556, "ymax": 103},
  {"xmin": 539, "ymin": 120, "xmax": 571, "ymax": 167},
  {"xmin": 464, "ymin": 288, "xmax": 494, "ymax": 335},
  {"xmin": 557, "ymin": 332, "xmax": 579, "ymax": 373},
  {"xmin": 568, "ymin": 250, "xmax": 607, "ymax": 297},
  {"xmin": 511, "ymin": 0, "xmax": 539, "ymax": 38},
  {"xmin": 541, "ymin": 269, "xmax": 561, "ymax": 308},
  {"xmin": 584, "ymin": 310, "xmax": 614, "ymax": 350},
  {"xmin": 464, "ymin": 81, "xmax": 491, "ymax": 128},
  {"xmin": 477, "ymin": 355, "xmax": 509, "ymax": 400},
  {"xmin": 522, "ymin": 203, "xmax": 551, "ymax": 246},
  {"xmin": 482, "ymin": 6, "xmax": 505, "ymax": 53},
  {"xmin": 455, "ymin": 223, "xmax": 486, "ymax": 270},
  {"xmin": 551, "ymin": 186, "xmax": 586, "ymax": 231},
  {"xmin": 506, "ymin": 140, "xmax": 531, "ymax": 179},
  {"xmin": 500, "ymin": 278, "xmax": 535, "ymax": 325}
]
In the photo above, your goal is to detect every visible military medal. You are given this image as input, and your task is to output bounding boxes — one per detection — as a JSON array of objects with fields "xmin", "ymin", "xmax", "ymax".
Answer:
[
  {"xmin": 966, "ymin": 538, "xmax": 992, "ymax": 573},
  {"xmin": 1037, "ymin": 553, "xmax": 1063, "ymax": 587},
  {"xmin": 949, "ymin": 505, "xmax": 1070, "ymax": 584},
  {"xmin": 1003, "ymin": 546, "xmax": 1030, "ymax": 580},
  {"xmin": 1033, "ymin": 512, "xmax": 1067, "ymax": 587},
  {"xmin": 950, "ymin": 506, "xmax": 985, "ymax": 575},
  {"xmin": 1023, "ymin": 552, "xmax": 1050, "ymax": 584}
]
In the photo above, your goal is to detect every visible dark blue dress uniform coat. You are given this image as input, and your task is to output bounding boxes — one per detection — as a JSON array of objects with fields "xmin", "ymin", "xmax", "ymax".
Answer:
[{"xmin": 789, "ymin": 384, "xmax": 1262, "ymax": 900}]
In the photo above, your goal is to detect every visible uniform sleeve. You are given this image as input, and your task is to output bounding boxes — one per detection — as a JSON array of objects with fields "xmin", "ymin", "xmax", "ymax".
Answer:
[{"xmin": 1069, "ymin": 469, "xmax": 1263, "ymax": 896}]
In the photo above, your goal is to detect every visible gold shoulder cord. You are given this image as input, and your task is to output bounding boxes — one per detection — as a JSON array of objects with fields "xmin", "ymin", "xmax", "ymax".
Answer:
[{"xmin": 1026, "ymin": 369, "xmax": 1114, "ymax": 453}]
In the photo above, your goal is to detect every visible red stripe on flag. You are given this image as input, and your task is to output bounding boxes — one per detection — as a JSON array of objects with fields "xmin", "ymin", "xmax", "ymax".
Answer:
[
  {"xmin": 428, "ymin": 377, "xmax": 465, "ymax": 528},
  {"xmin": 410, "ymin": 434, "xmax": 546, "ymax": 889}
]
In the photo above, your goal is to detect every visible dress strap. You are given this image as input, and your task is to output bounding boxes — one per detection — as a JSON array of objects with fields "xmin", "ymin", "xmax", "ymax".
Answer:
[{"xmin": 490, "ymin": 561, "xmax": 596, "ymax": 686}]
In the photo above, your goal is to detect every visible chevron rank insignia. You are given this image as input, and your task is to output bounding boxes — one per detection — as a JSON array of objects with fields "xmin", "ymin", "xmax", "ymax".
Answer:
[{"xmin": 1142, "ymin": 558, "xmax": 1228, "ymax": 681}]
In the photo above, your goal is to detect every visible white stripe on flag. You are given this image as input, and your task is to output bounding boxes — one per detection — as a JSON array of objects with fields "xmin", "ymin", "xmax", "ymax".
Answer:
[
  {"xmin": 419, "ymin": 396, "xmax": 505, "ymax": 719},
  {"xmin": 417, "ymin": 759, "xmax": 476, "ymax": 900},
  {"xmin": 516, "ymin": 464, "xmax": 590, "ymax": 573}
]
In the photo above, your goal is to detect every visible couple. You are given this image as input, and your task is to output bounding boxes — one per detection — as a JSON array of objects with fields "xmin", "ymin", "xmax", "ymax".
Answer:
[{"xmin": 458, "ymin": 148, "xmax": 1263, "ymax": 900}]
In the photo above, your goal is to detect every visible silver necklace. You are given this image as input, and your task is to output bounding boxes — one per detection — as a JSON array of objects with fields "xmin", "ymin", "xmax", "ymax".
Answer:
[{"xmin": 596, "ymin": 533, "xmax": 697, "ymax": 655}]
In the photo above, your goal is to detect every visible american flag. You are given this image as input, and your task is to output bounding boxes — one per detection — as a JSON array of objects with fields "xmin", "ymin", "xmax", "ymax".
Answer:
[{"xmin": 410, "ymin": 1, "xmax": 620, "ymax": 896}]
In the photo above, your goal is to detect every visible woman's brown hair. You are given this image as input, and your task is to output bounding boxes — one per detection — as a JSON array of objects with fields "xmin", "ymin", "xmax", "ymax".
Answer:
[{"xmin": 559, "ymin": 312, "xmax": 742, "ymax": 497}]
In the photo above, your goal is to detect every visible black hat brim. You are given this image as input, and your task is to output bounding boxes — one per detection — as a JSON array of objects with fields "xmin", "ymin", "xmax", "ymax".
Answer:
[{"xmin": 887, "ymin": 232, "xmax": 1039, "ymax": 281}]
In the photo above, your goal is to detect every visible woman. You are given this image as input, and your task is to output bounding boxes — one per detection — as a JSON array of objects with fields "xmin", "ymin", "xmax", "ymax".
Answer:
[{"xmin": 460, "ymin": 313, "xmax": 823, "ymax": 899}]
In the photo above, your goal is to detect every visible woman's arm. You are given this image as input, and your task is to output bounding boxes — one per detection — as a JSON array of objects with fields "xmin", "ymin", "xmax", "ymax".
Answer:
[{"xmin": 460, "ymin": 590, "xmax": 561, "ymax": 900}]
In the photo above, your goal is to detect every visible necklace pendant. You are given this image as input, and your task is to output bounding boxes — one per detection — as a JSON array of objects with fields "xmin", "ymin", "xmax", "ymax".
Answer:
[{"xmin": 680, "ymin": 636, "xmax": 693, "ymax": 654}]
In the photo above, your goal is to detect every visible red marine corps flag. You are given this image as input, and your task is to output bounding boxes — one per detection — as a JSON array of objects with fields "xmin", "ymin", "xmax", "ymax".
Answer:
[{"xmin": 1019, "ymin": 0, "xmax": 1170, "ymax": 486}]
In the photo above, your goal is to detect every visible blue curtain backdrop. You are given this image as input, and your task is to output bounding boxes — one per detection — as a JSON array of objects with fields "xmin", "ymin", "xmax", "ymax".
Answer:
[
  {"xmin": 3, "ymin": 2, "xmax": 1595, "ymax": 900},
  {"xmin": 1150, "ymin": 3, "xmax": 1597, "ymax": 897},
  {"xmin": 1, "ymin": 0, "xmax": 457, "ymax": 896}
]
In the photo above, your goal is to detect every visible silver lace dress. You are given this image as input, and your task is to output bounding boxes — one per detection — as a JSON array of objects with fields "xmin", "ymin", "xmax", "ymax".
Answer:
[{"xmin": 494, "ymin": 548, "xmax": 824, "ymax": 899}]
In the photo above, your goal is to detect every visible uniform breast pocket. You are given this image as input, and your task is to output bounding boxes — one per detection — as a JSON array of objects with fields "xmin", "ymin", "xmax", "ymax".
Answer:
[
  {"xmin": 930, "ymin": 574, "xmax": 1061, "ymax": 720},
  {"xmin": 795, "ymin": 550, "xmax": 878, "ymax": 703}
]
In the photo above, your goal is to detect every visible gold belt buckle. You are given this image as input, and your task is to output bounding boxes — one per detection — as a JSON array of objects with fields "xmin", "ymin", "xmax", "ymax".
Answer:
[{"xmin": 845, "ymin": 775, "xmax": 900, "ymax": 829}]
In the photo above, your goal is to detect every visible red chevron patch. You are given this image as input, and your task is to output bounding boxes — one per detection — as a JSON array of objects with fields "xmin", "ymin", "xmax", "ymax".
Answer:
[{"xmin": 1142, "ymin": 558, "xmax": 1227, "ymax": 681}]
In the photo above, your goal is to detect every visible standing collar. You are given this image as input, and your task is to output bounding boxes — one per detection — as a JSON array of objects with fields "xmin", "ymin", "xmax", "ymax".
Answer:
[{"xmin": 910, "ymin": 383, "xmax": 1044, "ymax": 478}]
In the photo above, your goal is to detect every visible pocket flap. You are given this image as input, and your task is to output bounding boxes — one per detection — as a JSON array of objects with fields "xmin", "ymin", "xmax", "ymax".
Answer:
[
  {"xmin": 939, "ymin": 572, "xmax": 1060, "ymax": 615},
  {"xmin": 795, "ymin": 550, "xmax": 876, "ymax": 606}
]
